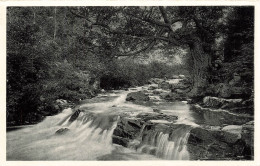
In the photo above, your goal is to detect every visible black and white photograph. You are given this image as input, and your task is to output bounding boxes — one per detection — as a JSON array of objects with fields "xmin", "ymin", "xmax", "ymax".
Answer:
[{"xmin": 1, "ymin": 2, "xmax": 258, "ymax": 163}]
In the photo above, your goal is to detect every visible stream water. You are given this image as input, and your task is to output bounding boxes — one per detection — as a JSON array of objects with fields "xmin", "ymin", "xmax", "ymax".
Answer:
[{"xmin": 7, "ymin": 79, "xmax": 252, "ymax": 160}]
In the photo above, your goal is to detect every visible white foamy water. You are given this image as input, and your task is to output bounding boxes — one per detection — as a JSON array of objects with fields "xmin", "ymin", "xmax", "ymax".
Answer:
[
  {"xmin": 7, "ymin": 81, "xmax": 198, "ymax": 160},
  {"xmin": 7, "ymin": 108, "xmax": 119, "ymax": 160}
]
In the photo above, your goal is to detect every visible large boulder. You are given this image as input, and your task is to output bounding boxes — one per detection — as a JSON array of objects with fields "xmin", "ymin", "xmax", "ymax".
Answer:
[
  {"xmin": 170, "ymin": 79, "xmax": 191, "ymax": 93},
  {"xmin": 126, "ymin": 91, "xmax": 150, "ymax": 102},
  {"xmin": 216, "ymin": 83, "xmax": 232, "ymax": 98},
  {"xmin": 148, "ymin": 85, "xmax": 158, "ymax": 90},
  {"xmin": 112, "ymin": 113, "xmax": 178, "ymax": 148},
  {"xmin": 159, "ymin": 92, "xmax": 187, "ymax": 101},
  {"xmin": 190, "ymin": 104, "xmax": 253, "ymax": 126},
  {"xmin": 203, "ymin": 96, "xmax": 242, "ymax": 109},
  {"xmin": 136, "ymin": 112, "xmax": 178, "ymax": 122},
  {"xmin": 215, "ymin": 83, "xmax": 251, "ymax": 99},
  {"xmin": 241, "ymin": 121, "xmax": 254, "ymax": 149},
  {"xmin": 188, "ymin": 126, "xmax": 252, "ymax": 160},
  {"xmin": 221, "ymin": 125, "xmax": 242, "ymax": 144},
  {"xmin": 158, "ymin": 81, "xmax": 171, "ymax": 90},
  {"xmin": 69, "ymin": 109, "xmax": 82, "ymax": 122},
  {"xmin": 148, "ymin": 78, "xmax": 164, "ymax": 84},
  {"xmin": 172, "ymin": 75, "xmax": 179, "ymax": 79}
]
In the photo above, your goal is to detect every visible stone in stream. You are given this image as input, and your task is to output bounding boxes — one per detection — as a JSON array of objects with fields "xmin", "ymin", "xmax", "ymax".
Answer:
[
  {"xmin": 148, "ymin": 85, "xmax": 158, "ymax": 90},
  {"xmin": 241, "ymin": 121, "xmax": 254, "ymax": 150},
  {"xmin": 148, "ymin": 78, "xmax": 164, "ymax": 84},
  {"xmin": 187, "ymin": 126, "xmax": 253, "ymax": 160},
  {"xmin": 153, "ymin": 108, "xmax": 162, "ymax": 113},
  {"xmin": 159, "ymin": 92, "xmax": 187, "ymax": 101},
  {"xmin": 172, "ymin": 75, "xmax": 179, "ymax": 79},
  {"xmin": 126, "ymin": 91, "xmax": 150, "ymax": 102},
  {"xmin": 112, "ymin": 112, "xmax": 178, "ymax": 147},
  {"xmin": 190, "ymin": 104, "xmax": 253, "ymax": 126},
  {"xmin": 136, "ymin": 112, "xmax": 178, "ymax": 122},
  {"xmin": 55, "ymin": 128, "xmax": 69, "ymax": 135},
  {"xmin": 175, "ymin": 88, "xmax": 191, "ymax": 94},
  {"xmin": 69, "ymin": 109, "xmax": 81, "ymax": 122},
  {"xmin": 158, "ymin": 81, "xmax": 171, "ymax": 90},
  {"xmin": 221, "ymin": 125, "xmax": 242, "ymax": 144},
  {"xmin": 203, "ymin": 96, "xmax": 242, "ymax": 109},
  {"xmin": 178, "ymin": 75, "xmax": 185, "ymax": 79}
]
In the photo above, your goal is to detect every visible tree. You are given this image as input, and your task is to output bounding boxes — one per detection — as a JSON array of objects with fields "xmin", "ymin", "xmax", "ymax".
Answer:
[{"xmin": 69, "ymin": 6, "xmax": 226, "ymax": 94}]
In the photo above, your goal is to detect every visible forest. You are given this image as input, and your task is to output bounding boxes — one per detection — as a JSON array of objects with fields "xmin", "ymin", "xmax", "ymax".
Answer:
[
  {"xmin": 7, "ymin": 6, "xmax": 254, "ymax": 126},
  {"xmin": 6, "ymin": 6, "xmax": 255, "ymax": 161}
]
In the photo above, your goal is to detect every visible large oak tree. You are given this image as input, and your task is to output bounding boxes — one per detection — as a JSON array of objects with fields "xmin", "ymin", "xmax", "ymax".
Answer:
[{"xmin": 69, "ymin": 6, "xmax": 226, "ymax": 94}]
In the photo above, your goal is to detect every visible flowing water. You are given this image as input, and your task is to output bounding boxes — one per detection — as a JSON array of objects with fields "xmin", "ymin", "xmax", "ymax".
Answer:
[{"xmin": 7, "ymin": 79, "xmax": 251, "ymax": 160}]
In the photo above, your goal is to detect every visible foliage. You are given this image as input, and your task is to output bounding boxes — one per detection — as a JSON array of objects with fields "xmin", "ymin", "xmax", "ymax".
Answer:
[{"xmin": 6, "ymin": 6, "xmax": 254, "ymax": 125}]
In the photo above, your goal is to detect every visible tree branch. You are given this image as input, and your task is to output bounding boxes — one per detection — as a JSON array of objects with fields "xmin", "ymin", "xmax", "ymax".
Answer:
[
  {"xmin": 159, "ymin": 6, "xmax": 171, "ymax": 24},
  {"xmin": 193, "ymin": 16, "xmax": 213, "ymax": 38},
  {"xmin": 68, "ymin": 8, "xmax": 92, "ymax": 23},
  {"xmin": 115, "ymin": 40, "xmax": 156, "ymax": 57},
  {"xmin": 123, "ymin": 10, "xmax": 169, "ymax": 28}
]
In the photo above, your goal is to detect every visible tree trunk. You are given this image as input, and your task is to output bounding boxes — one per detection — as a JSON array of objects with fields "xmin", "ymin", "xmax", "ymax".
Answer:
[{"xmin": 189, "ymin": 38, "xmax": 211, "ymax": 96}]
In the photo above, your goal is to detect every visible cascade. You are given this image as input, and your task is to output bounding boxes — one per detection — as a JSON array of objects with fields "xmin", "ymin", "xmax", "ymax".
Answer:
[{"xmin": 135, "ymin": 125, "xmax": 191, "ymax": 160}]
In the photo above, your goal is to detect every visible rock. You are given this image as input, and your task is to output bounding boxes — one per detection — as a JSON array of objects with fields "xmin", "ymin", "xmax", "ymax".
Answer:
[
  {"xmin": 126, "ymin": 91, "xmax": 150, "ymax": 102},
  {"xmin": 141, "ymin": 90, "xmax": 149, "ymax": 93},
  {"xmin": 241, "ymin": 121, "xmax": 254, "ymax": 148},
  {"xmin": 216, "ymin": 83, "xmax": 232, "ymax": 98},
  {"xmin": 159, "ymin": 92, "xmax": 187, "ymax": 101},
  {"xmin": 230, "ymin": 87, "xmax": 251, "ymax": 98},
  {"xmin": 203, "ymin": 96, "xmax": 242, "ymax": 109},
  {"xmin": 175, "ymin": 88, "xmax": 191, "ymax": 94},
  {"xmin": 136, "ymin": 112, "xmax": 178, "ymax": 122},
  {"xmin": 172, "ymin": 75, "xmax": 179, "ymax": 79},
  {"xmin": 113, "ymin": 117, "xmax": 143, "ymax": 145},
  {"xmin": 215, "ymin": 83, "xmax": 251, "ymax": 99},
  {"xmin": 221, "ymin": 125, "xmax": 242, "ymax": 144},
  {"xmin": 153, "ymin": 90, "xmax": 161, "ymax": 95},
  {"xmin": 69, "ymin": 109, "xmax": 81, "ymax": 122},
  {"xmin": 112, "ymin": 135, "xmax": 129, "ymax": 147},
  {"xmin": 55, "ymin": 128, "xmax": 69, "ymax": 135},
  {"xmin": 149, "ymin": 95, "xmax": 161, "ymax": 102},
  {"xmin": 148, "ymin": 85, "xmax": 158, "ymax": 90},
  {"xmin": 40, "ymin": 96, "xmax": 45, "ymax": 102},
  {"xmin": 149, "ymin": 78, "xmax": 164, "ymax": 84},
  {"xmin": 188, "ymin": 127, "xmax": 250, "ymax": 160},
  {"xmin": 171, "ymin": 82, "xmax": 191, "ymax": 92},
  {"xmin": 190, "ymin": 104, "xmax": 253, "ymax": 126},
  {"xmin": 56, "ymin": 99, "xmax": 67, "ymax": 104},
  {"xmin": 179, "ymin": 75, "xmax": 185, "ymax": 79},
  {"xmin": 241, "ymin": 121, "xmax": 254, "ymax": 159},
  {"xmin": 158, "ymin": 81, "xmax": 170, "ymax": 90},
  {"xmin": 229, "ymin": 73, "xmax": 241, "ymax": 86},
  {"xmin": 153, "ymin": 108, "xmax": 162, "ymax": 113}
]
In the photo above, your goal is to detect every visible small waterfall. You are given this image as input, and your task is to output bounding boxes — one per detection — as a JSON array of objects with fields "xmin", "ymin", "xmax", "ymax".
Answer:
[
  {"xmin": 135, "ymin": 125, "xmax": 191, "ymax": 160},
  {"xmin": 7, "ymin": 83, "xmax": 197, "ymax": 160},
  {"xmin": 7, "ymin": 108, "xmax": 119, "ymax": 160}
]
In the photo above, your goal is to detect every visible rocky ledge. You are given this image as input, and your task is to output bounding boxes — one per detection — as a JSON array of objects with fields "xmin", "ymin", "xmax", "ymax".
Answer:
[
  {"xmin": 188, "ymin": 121, "xmax": 254, "ymax": 160},
  {"xmin": 111, "ymin": 111, "xmax": 254, "ymax": 160}
]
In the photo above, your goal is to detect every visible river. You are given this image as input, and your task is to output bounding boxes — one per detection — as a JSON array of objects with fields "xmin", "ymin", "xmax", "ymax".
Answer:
[{"xmin": 6, "ymin": 79, "xmax": 252, "ymax": 160}]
